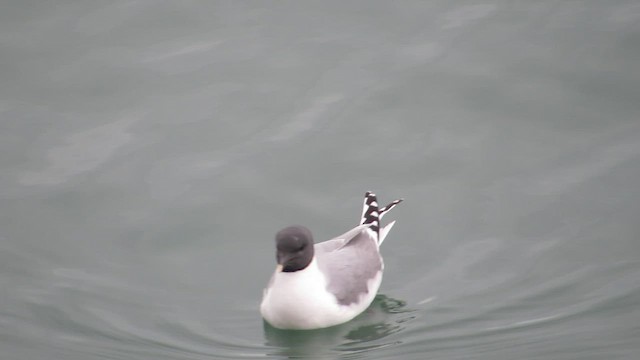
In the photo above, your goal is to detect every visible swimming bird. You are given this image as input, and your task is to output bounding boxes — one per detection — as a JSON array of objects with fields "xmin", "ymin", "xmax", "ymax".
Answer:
[{"xmin": 260, "ymin": 192, "xmax": 403, "ymax": 330}]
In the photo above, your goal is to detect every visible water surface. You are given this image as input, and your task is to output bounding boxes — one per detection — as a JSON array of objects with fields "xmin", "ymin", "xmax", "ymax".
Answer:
[{"xmin": 1, "ymin": 1, "xmax": 640, "ymax": 359}]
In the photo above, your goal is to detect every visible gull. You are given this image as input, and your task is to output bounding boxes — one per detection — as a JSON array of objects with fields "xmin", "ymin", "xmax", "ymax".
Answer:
[{"xmin": 260, "ymin": 192, "xmax": 403, "ymax": 330}]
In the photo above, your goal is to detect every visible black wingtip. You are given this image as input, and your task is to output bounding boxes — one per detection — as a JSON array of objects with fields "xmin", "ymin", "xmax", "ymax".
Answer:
[{"xmin": 361, "ymin": 192, "xmax": 380, "ymax": 234}]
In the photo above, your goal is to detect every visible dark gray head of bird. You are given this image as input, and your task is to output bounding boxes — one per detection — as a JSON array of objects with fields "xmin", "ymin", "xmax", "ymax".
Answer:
[{"xmin": 275, "ymin": 225, "xmax": 314, "ymax": 272}]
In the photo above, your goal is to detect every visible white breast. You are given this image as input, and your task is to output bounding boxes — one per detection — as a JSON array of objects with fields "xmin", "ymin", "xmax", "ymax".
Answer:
[{"xmin": 260, "ymin": 258, "xmax": 383, "ymax": 330}]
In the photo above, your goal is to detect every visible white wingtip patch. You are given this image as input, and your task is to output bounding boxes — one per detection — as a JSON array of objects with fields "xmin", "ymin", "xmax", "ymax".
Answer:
[{"xmin": 378, "ymin": 220, "xmax": 396, "ymax": 245}]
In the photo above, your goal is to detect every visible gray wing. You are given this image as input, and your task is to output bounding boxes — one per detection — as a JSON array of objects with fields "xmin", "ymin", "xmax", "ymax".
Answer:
[
  {"xmin": 314, "ymin": 224, "xmax": 372, "ymax": 252},
  {"xmin": 314, "ymin": 227, "xmax": 382, "ymax": 306}
]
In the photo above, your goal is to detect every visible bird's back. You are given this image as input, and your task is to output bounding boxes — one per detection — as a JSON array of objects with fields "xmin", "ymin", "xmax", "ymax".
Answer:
[{"xmin": 315, "ymin": 230, "xmax": 383, "ymax": 306}]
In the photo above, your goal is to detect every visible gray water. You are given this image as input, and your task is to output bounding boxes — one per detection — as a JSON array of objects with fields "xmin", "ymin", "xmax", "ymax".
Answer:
[{"xmin": 2, "ymin": 1, "xmax": 640, "ymax": 359}]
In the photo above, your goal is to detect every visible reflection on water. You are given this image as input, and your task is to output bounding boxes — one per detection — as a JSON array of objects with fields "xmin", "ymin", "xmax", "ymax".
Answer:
[{"xmin": 263, "ymin": 295, "xmax": 412, "ymax": 358}]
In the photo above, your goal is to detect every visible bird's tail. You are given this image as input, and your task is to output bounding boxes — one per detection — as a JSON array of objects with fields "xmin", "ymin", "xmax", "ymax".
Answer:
[{"xmin": 360, "ymin": 191, "xmax": 403, "ymax": 245}]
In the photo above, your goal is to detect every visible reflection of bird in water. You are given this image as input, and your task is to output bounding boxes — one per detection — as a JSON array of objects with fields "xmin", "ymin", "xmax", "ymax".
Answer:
[{"xmin": 262, "ymin": 294, "xmax": 411, "ymax": 358}]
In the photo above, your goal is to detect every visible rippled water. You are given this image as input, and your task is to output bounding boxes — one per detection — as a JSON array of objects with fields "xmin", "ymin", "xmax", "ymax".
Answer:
[{"xmin": 2, "ymin": 2, "xmax": 640, "ymax": 359}]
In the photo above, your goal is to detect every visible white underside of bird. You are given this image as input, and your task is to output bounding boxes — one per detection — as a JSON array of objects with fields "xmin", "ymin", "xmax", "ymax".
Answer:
[{"xmin": 260, "ymin": 255, "xmax": 384, "ymax": 330}]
